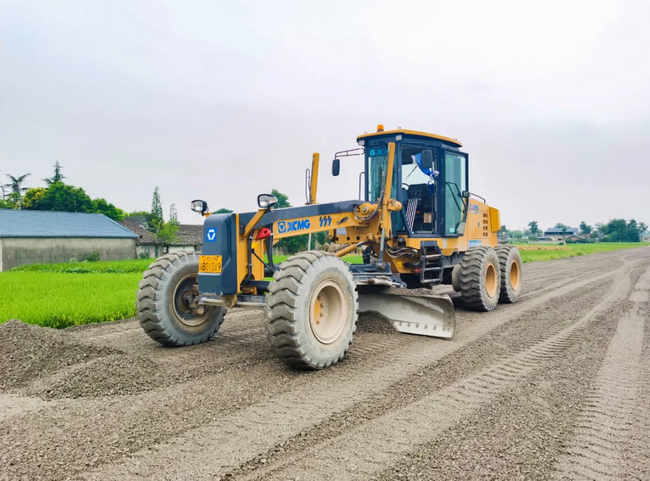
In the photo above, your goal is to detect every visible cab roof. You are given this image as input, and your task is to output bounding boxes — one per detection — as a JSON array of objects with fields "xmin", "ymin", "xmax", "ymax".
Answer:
[{"xmin": 357, "ymin": 128, "xmax": 462, "ymax": 148}]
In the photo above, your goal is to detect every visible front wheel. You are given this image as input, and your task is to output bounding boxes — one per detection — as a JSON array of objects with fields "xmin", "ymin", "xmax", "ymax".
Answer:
[
  {"xmin": 264, "ymin": 251, "xmax": 358, "ymax": 370},
  {"xmin": 137, "ymin": 252, "xmax": 224, "ymax": 346}
]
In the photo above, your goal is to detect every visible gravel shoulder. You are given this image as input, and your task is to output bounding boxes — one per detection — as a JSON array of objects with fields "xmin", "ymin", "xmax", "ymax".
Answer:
[{"xmin": 1, "ymin": 247, "xmax": 649, "ymax": 480}]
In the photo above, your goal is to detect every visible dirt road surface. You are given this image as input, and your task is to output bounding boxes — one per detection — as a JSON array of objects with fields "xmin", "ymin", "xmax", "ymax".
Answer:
[{"xmin": 2, "ymin": 247, "xmax": 650, "ymax": 480}]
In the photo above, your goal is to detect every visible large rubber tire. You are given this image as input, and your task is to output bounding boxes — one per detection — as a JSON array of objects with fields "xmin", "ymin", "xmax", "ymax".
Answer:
[
  {"xmin": 458, "ymin": 246, "xmax": 501, "ymax": 312},
  {"xmin": 264, "ymin": 251, "xmax": 358, "ymax": 370},
  {"xmin": 137, "ymin": 252, "xmax": 224, "ymax": 346},
  {"xmin": 495, "ymin": 245, "xmax": 523, "ymax": 303}
]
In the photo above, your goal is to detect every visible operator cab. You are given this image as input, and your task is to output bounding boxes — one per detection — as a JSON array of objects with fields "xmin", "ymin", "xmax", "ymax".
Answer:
[{"xmin": 357, "ymin": 126, "xmax": 468, "ymax": 238}]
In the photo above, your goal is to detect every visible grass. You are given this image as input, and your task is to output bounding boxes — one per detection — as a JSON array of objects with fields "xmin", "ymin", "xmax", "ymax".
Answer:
[
  {"xmin": 0, "ymin": 272, "xmax": 141, "ymax": 329},
  {"xmin": 11, "ymin": 258, "xmax": 153, "ymax": 274},
  {"xmin": 1, "ymin": 244, "xmax": 647, "ymax": 329},
  {"xmin": 517, "ymin": 242, "xmax": 649, "ymax": 263}
]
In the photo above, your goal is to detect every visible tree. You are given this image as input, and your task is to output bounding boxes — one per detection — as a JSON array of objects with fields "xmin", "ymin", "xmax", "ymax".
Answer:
[
  {"xmin": 500, "ymin": 225, "xmax": 507, "ymax": 232},
  {"xmin": 554, "ymin": 222, "xmax": 568, "ymax": 230},
  {"xmin": 214, "ymin": 208, "xmax": 233, "ymax": 214},
  {"xmin": 169, "ymin": 203, "xmax": 179, "ymax": 225},
  {"xmin": 147, "ymin": 188, "xmax": 178, "ymax": 247},
  {"xmin": 128, "ymin": 210, "xmax": 151, "ymax": 217},
  {"xmin": 21, "ymin": 187, "xmax": 47, "ymax": 210},
  {"xmin": 579, "ymin": 221, "xmax": 592, "ymax": 235},
  {"xmin": 4, "ymin": 173, "xmax": 31, "ymax": 206},
  {"xmin": 150, "ymin": 187, "xmax": 164, "ymax": 230},
  {"xmin": 32, "ymin": 182, "xmax": 94, "ymax": 213},
  {"xmin": 92, "ymin": 198, "xmax": 125, "ymax": 221},
  {"xmin": 528, "ymin": 221, "xmax": 540, "ymax": 235},
  {"xmin": 627, "ymin": 219, "xmax": 640, "ymax": 242},
  {"xmin": 600, "ymin": 218, "xmax": 628, "ymax": 242},
  {"xmin": 43, "ymin": 162, "xmax": 65, "ymax": 185}
]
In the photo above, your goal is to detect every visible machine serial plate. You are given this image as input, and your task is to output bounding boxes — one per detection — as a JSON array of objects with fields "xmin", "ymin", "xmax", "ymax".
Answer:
[{"xmin": 199, "ymin": 255, "xmax": 222, "ymax": 273}]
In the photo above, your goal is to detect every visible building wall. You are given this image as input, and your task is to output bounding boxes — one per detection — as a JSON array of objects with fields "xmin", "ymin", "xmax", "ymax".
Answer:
[
  {"xmin": 135, "ymin": 245, "xmax": 199, "ymax": 259},
  {"xmin": 0, "ymin": 237, "xmax": 137, "ymax": 271},
  {"xmin": 168, "ymin": 245, "xmax": 200, "ymax": 254}
]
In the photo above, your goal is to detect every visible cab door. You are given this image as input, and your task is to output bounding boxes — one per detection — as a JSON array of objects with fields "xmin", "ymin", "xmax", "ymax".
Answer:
[{"xmin": 441, "ymin": 150, "xmax": 468, "ymax": 237}]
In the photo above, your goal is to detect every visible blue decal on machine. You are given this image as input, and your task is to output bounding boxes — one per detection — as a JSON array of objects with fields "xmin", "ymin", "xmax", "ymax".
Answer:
[
  {"xmin": 369, "ymin": 148, "xmax": 388, "ymax": 156},
  {"xmin": 469, "ymin": 240, "xmax": 482, "ymax": 248},
  {"xmin": 469, "ymin": 204, "xmax": 480, "ymax": 214},
  {"xmin": 278, "ymin": 219, "xmax": 311, "ymax": 234},
  {"xmin": 206, "ymin": 228, "xmax": 217, "ymax": 242}
]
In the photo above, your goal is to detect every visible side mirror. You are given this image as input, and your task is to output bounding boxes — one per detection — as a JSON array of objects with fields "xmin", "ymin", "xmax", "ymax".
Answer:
[
  {"xmin": 332, "ymin": 158, "xmax": 340, "ymax": 176},
  {"xmin": 420, "ymin": 150, "xmax": 434, "ymax": 170},
  {"xmin": 191, "ymin": 199, "xmax": 209, "ymax": 215},
  {"xmin": 257, "ymin": 194, "xmax": 278, "ymax": 209}
]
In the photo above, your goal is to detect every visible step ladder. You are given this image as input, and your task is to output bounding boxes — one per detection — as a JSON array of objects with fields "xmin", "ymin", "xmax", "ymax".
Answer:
[{"xmin": 419, "ymin": 243, "xmax": 444, "ymax": 285}]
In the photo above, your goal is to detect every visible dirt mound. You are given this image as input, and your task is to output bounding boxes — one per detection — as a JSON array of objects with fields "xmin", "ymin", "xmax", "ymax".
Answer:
[
  {"xmin": 356, "ymin": 312, "xmax": 398, "ymax": 334},
  {"xmin": 32, "ymin": 354, "xmax": 161, "ymax": 399},
  {"xmin": 0, "ymin": 319, "xmax": 116, "ymax": 389}
]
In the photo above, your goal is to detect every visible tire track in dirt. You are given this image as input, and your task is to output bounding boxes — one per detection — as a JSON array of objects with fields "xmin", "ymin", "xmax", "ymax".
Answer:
[
  {"xmin": 78, "ymin": 259, "xmax": 630, "ymax": 480},
  {"xmin": 552, "ymin": 266, "xmax": 650, "ymax": 480},
  {"xmin": 239, "ymin": 260, "xmax": 637, "ymax": 481},
  {"xmin": 370, "ymin": 257, "xmax": 648, "ymax": 480},
  {"xmin": 228, "ymin": 277, "xmax": 612, "ymax": 479}
]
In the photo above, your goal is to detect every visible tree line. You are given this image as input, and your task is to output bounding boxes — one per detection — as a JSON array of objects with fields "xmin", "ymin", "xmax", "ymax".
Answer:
[
  {"xmin": 501, "ymin": 219, "xmax": 648, "ymax": 243},
  {"xmin": 0, "ymin": 163, "xmax": 182, "ymax": 246},
  {"xmin": 0, "ymin": 162, "xmax": 125, "ymax": 221}
]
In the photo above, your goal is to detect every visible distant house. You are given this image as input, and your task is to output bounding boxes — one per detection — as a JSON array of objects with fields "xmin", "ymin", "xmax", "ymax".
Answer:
[
  {"xmin": 119, "ymin": 219, "xmax": 158, "ymax": 258},
  {"xmin": 119, "ymin": 218, "xmax": 203, "ymax": 258},
  {"xmin": 544, "ymin": 227, "xmax": 579, "ymax": 241},
  {"xmin": 0, "ymin": 210, "xmax": 138, "ymax": 271}
]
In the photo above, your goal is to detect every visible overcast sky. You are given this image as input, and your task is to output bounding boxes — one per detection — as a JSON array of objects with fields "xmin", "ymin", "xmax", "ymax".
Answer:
[{"xmin": 1, "ymin": 0, "xmax": 648, "ymax": 230}]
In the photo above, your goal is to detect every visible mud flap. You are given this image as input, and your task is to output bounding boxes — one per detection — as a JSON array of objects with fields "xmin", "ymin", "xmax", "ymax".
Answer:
[{"xmin": 358, "ymin": 289, "xmax": 455, "ymax": 339}]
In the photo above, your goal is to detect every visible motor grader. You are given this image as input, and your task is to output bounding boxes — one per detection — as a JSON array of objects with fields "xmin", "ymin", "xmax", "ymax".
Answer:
[{"xmin": 136, "ymin": 126, "xmax": 522, "ymax": 369}]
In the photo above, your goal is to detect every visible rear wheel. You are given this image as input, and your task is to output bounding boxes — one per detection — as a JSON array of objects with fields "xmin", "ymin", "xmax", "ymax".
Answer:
[
  {"xmin": 264, "ymin": 251, "xmax": 358, "ymax": 370},
  {"xmin": 137, "ymin": 252, "xmax": 224, "ymax": 346},
  {"xmin": 458, "ymin": 246, "xmax": 501, "ymax": 312},
  {"xmin": 495, "ymin": 245, "xmax": 523, "ymax": 303}
]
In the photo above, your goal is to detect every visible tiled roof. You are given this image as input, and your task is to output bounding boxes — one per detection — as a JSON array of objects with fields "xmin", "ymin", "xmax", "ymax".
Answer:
[
  {"xmin": 544, "ymin": 227, "xmax": 579, "ymax": 235},
  {"xmin": 118, "ymin": 221, "xmax": 203, "ymax": 246},
  {"xmin": 0, "ymin": 210, "xmax": 138, "ymax": 238},
  {"xmin": 119, "ymin": 220, "xmax": 156, "ymax": 245},
  {"xmin": 175, "ymin": 224, "xmax": 203, "ymax": 246}
]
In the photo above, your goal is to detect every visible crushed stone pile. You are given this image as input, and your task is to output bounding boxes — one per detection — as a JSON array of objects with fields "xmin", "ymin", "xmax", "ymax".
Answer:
[
  {"xmin": 31, "ymin": 354, "xmax": 160, "ymax": 399},
  {"xmin": 0, "ymin": 320, "xmax": 116, "ymax": 391},
  {"xmin": 356, "ymin": 312, "xmax": 399, "ymax": 334}
]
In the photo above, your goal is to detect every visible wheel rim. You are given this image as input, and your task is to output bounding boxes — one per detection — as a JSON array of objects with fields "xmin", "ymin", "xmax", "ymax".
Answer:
[
  {"xmin": 510, "ymin": 260, "xmax": 521, "ymax": 290},
  {"xmin": 172, "ymin": 273, "xmax": 211, "ymax": 328},
  {"xmin": 309, "ymin": 280, "xmax": 348, "ymax": 344},
  {"xmin": 485, "ymin": 263, "xmax": 498, "ymax": 298}
]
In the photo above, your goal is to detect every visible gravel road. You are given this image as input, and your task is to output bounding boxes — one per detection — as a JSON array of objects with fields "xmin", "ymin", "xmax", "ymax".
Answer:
[{"xmin": 1, "ymin": 247, "xmax": 649, "ymax": 480}]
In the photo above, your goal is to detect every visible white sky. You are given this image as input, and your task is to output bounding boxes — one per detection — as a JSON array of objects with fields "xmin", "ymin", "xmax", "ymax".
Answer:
[{"xmin": 1, "ymin": 0, "xmax": 648, "ymax": 230}]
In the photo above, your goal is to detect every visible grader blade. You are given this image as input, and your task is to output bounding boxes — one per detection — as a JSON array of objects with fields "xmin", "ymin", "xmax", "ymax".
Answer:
[{"xmin": 358, "ymin": 289, "xmax": 455, "ymax": 339}]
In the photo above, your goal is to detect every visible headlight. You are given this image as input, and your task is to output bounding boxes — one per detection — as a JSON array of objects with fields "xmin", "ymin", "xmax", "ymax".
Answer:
[
  {"xmin": 257, "ymin": 194, "xmax": 278, "ymax": 209},
  {"xmin": 191, "ymin": 199, "xmax": 209, "ymax": 214}
]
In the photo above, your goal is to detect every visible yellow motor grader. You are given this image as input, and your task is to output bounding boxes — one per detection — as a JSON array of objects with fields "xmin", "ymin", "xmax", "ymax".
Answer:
[{"xmin": 136, "ymin": 126, "xmax": 522, "ymax": 369}]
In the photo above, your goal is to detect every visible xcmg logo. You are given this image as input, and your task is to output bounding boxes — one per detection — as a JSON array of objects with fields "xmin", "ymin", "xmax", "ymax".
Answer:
[{"xmin": 278, "ymin": 219, "xmax": 311, "ymax": 234}]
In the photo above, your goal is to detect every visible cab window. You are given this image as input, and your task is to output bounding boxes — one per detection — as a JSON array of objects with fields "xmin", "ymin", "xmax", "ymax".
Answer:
[
  {"xmin": 444, "ymin": 152, "xmax": 467, "ymax": 235},
  {"xmin": 401, "ymin": 146, "xmax": 437, "ymax": 233}
]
